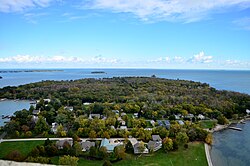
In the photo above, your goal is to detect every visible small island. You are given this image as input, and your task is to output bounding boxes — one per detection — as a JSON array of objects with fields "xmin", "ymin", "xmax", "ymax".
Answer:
[
  {"xmin": 91, "ymin": 71, "xmax": 106, "ymax": 74},
  {"xmin": 0, "ymin": 70, "xmax": 63, "ymax": 73},
  {"xmin": 0, "ymin": 76, "xmax": 2, "ymax": 79}
]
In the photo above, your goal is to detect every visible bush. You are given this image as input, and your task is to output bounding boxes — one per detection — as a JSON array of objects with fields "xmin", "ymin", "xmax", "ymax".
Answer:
[
  {"xmin": 103, "ymin": 160, "xmax": 112, "ymax": 166},
  {"xmin": 26, "ymin": 156, "xmax": 50, "ymax": 164},
  {"xmin": 184, "ymin": 143, "xmax": 188, "ymax": 149},
  {"xmin": 59, "ymin": 155, "xmax": 79, "ymax": 166},
  {"xmin": 5, "ymin": 150, "xmax": 24, "ymax": 162}
]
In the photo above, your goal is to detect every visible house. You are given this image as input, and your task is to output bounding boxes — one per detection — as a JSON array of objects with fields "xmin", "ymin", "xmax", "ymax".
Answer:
[
  {"xmin": 147, "ymin": 140, "xmax": 162, "ymax": 152},
  {"xmin": 31, "ymin": 115, "xmax": 39, "ymax": 124},
  {"xmin": 51, "ymin": 122, "xmax": 58, "ymax": 134},
  {"xmin": 185, "ymin": 114, "xmax": 194, "ymax": 119},
  {"xmin": 121, "ymin": 120, "xmax": 126, "ymax": 126},
  {"xmin": 120, "ymin": 126, "xmax": 127, "ymax": 130},
  {"xmin": 246, "ymin": 109, "xmax": 250, "ymax": 114},
  {"xmin": 178, "ymin": 120, "xmax": 185, "ymax": 125},
  {"xmin": 157, "ymin": 120, "xmax": 164, "ymax": 126},
  {"xmin": 56, "ymin": 139, "xmax": 73, "ymax": 149},
  {"xmin": 121, "ymin": 112, "xmax": 127, "ymax": 117},
  {"xmin": 150, "ymin": 120, "xmax": 155, "ymax": 126},
  {"xmin": 117, "ymin": 117, "xmax": 122, "ymax": 121},
  {"xmin": 37, "ymin": 99, "xmax": 51, "ymax": 103},
  {"xmin": 100, "ymin": 138, "xmax": 123, "ymax": 152},
  {"xmin": 198, "ymin": 114, "xmax": 205, "ymax": 120},
  {"xmin": 134, "ymin": 113, "xmax": 138, "ymax": 118},
  {"xmin": 83, "ymin": 102, "xmax": 91, "ymax": 106},
  {"xmin": 32, "ymin": 110, "xmax": 40, "ymax": 115},
  {"xmin": 133, "ymin": 142, "xmax": 149, "ymax": 154},
  {"xmin": 112, "ymin": 110, "xmax": 119, "ymax": 115},
  {"xmin": 164, "ymin": 120, "xmax": 171, "ymax": 129},
  {"xmin": 64, "ymin": 106, "xmax": 73, "ymax": 111},
  {"xmin": 81, "ymin": 141, "xmax": 95, "ymax": 151},
  {"xmin": 44, "ymin": 99, "xmax": 51, "ymax": 103},
  {"xmin": 152, "ymin": 135, "xmax": 162, "ymax": 142},
  {"xmin": 89, "ymin": 114, "xmax": 101, "ymax": 119},
  {"xmin": 174, "ymin": 114, "xmax": 180, "ymax": 120}
]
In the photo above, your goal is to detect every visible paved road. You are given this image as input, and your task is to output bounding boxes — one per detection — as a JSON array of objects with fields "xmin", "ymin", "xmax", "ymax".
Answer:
[
  {"xmin": 205, "ymin": 143, "xmax": 213, "ymax": 166},
  {"xmin": 1, "ymin": 137, "xmax": 126, "ymax": 143}
]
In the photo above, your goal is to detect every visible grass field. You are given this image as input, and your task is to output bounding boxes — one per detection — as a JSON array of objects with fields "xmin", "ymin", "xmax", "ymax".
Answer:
[
  {"xmin": 0, "ymin": 141, "xmax": 207, "ymax": 166},
  {"xmin": 199, "ymin": 120, "xmax": 217, "ymax": 129},
  {"xmin": 112, "ymin": 142, "xmax": 207, "ymax": 166},
  {"xmin": 0, "ymin": 141, "xmax": 44, "ymax": 158}
]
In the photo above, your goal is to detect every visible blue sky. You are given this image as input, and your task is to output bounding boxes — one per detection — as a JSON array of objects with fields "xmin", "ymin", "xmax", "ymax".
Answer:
[{"xmin": 0, "ymin": 0, "xmax": 250, "ymax": 69}]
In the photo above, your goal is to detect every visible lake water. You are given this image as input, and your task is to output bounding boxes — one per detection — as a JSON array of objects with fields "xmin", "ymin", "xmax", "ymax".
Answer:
[
  {"xmin": 0, "ymin": 68, "xmax": 250, "ymax": 165},
  {"xmin": 0, "ymin": 100, "xmax": 32, "ymax": 126},
  {"xmin": 210, "ymin": 121, "xmax": 250, "ymax": 166}
]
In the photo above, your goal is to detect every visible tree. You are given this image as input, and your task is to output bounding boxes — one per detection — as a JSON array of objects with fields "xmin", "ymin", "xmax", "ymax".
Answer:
[
  {"xmin": 205, "ymin": 133, "xmax": 213, "ymax": 145},
  {"xmin": 34, "ymin": 117, "xmax": 49, "ymax": 134},
  {"xmin": 99, "ymin": 146, "xmax": 108, "ymax": 159},
  {"xmin": 217, "ymin": 114, "xmax": 229, "ymax": 125},
  {"xmin": 102, "ymin": 131, "xmax": 110, "ymax": 139},
  {"xmin": 73, "ymin": 141, "xmax": 82, "ymax": 157},
  {"xmin": 138, "ymin": 142, "xmax": 145, "ymax": 153},
  {"xmin": 125, "ymin": 141, "xmax": 134, "ymax": 154},
  {"xmin": 114, "ymin": 145, "xmax": 126, "ymax": 160},
  {"xmin": 59, "ymin": 155, "xmax": 79, "ymax": 166},
  {"xmin": 5, "ymin": 150, "xmax": 24, "ymax": 162},
  {"xmin": 176, "ymin": 132, "xmax": 189, "ymax": 145},
  {"xmin": 162, "ymin": 137, "xmax": 173, "ymax": 152},
  {"xmin": 89, "ymin": 146, "xmax": 97, "ymax": 157},
  {"xmin": 103, "ymin": 160, "xmax": 112, "ymax": 166},
  {"xmin": 89, "ymin": 130, "xmax": 97, "ymax": 138}
]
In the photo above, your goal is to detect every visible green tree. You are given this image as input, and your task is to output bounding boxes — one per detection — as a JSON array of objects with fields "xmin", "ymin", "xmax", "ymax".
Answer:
[
  {"xmin": 114, "ymin": 145, "xmax": 126, "ymax": 159},
  {"xmin": 73, "ymin": 141, "xmax": 82, "ymax": 157},
  {"xmin": 34, "ymin": 117, "xmax": 49, "ymax": 134},
  {"xmin": 162, "ymin": 137, "xmax": 173, "ymax": 152},
  {"xmin": 176, "ymin": 132, "xmax": 189, "ymax": 145},
  {"xmin": 125, "ymin": 141, "xmax": 134, "ymax": 154},
  {"xmin": 59, "ymin": 155, "xmax": 79, "ymax": 166}
]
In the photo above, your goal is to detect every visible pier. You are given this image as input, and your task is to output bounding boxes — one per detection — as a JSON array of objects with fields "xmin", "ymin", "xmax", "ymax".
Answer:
[{"xmin": 228, "ymin": 127, "xmax": 242, "ymax": 131}]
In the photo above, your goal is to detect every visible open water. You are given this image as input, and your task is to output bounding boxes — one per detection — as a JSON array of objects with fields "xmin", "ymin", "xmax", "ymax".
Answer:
[{"xmin": 0, "ymin": 68, "xmax": 250, "ymax": 165}]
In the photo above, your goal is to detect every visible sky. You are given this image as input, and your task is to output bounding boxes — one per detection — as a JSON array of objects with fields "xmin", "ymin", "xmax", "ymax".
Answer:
[{"xmin": 0, "ymin": 0, "xmax": 250, "ymax": 69}]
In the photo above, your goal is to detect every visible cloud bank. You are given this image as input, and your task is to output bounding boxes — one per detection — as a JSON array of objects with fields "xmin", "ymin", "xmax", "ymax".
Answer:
[
  {"xmin": 0, "ymin": 0, "xmax": 57, "ymax": 13},
  {"xmin": 84, "ymin": 0, "xmax": 250, "ymax": 22},
  {"xmin": 0, "ymin": 55, "xmax": 118, "ymax": 64}
]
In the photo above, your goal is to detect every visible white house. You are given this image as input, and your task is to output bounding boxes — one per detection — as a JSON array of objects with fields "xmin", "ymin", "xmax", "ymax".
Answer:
[{"xmin": 198, "ymin": 114, "xmax": 205, "ymax": 120}]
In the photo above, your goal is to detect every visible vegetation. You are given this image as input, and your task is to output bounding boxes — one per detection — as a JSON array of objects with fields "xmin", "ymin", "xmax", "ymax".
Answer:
[{"xmin": 1, "ymin": 77, "xmax": 249, "ymax": 165}]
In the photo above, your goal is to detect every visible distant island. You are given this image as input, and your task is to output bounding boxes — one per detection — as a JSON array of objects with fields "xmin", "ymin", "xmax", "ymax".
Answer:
[
  {"xmin": 0, "ymin": 70, "xmax": 63, "ymax": 73},
  {"xmin": 91, "ymin": 71, "xmax": 106, "ymax": 74},
  {"xmin": 0, "ymin": 76, "xmax": 2, "ymax": 79}
]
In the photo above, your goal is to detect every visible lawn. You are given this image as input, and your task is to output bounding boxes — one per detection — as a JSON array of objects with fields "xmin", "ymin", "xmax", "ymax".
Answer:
[
  {"xmin": 113, "ymin": 142, "xmax": 207, "ymax": 166},
  {"xmin": 0, "ymin": 141, "xmax": 44, "ymax": 158},
  {"xmin": 0, "ymin": 141, "xmax": 207, "ymax": 166},
  {"xmin": 199, "ymin": 120, "xmax": 217, "ymax": 129}
]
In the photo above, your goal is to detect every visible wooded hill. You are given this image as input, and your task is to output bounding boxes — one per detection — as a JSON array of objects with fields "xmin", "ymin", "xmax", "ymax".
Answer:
[{"xmin": 1, "ymin": 77, "xmax": 249, "ymax": 119}]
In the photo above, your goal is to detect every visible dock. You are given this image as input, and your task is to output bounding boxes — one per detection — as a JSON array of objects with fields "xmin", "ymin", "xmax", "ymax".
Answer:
[{"xmin": 228, "ymin": 127, "xmax": 242, "ymax": 131}]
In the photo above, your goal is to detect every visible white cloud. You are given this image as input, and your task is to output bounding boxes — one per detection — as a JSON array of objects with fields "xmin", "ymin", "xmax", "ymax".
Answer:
[
  {"xmin": 0, "ymin": 55, "xmax": 118, "ymax": 64},
  {"xmin": 190, "ymin": 51, "xmax": 213, "ymax": 63},
  {"xmin": 84, "ymin": 0, "xmax": 250, "ymax": 22},
  {"xmin": 173, "ymin": 56, "xmax": 185, "ymax": 63},
  {"xmin": 0, "ymin": 0, "xmax": 56, "ymax": 13},
  {"xmin": 233, "ymin": 17, "xmax": 250, "ymax": 30},
  {"xmin": 148, "ymin": 56, "xmax": 170, "ymax": 63}
]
